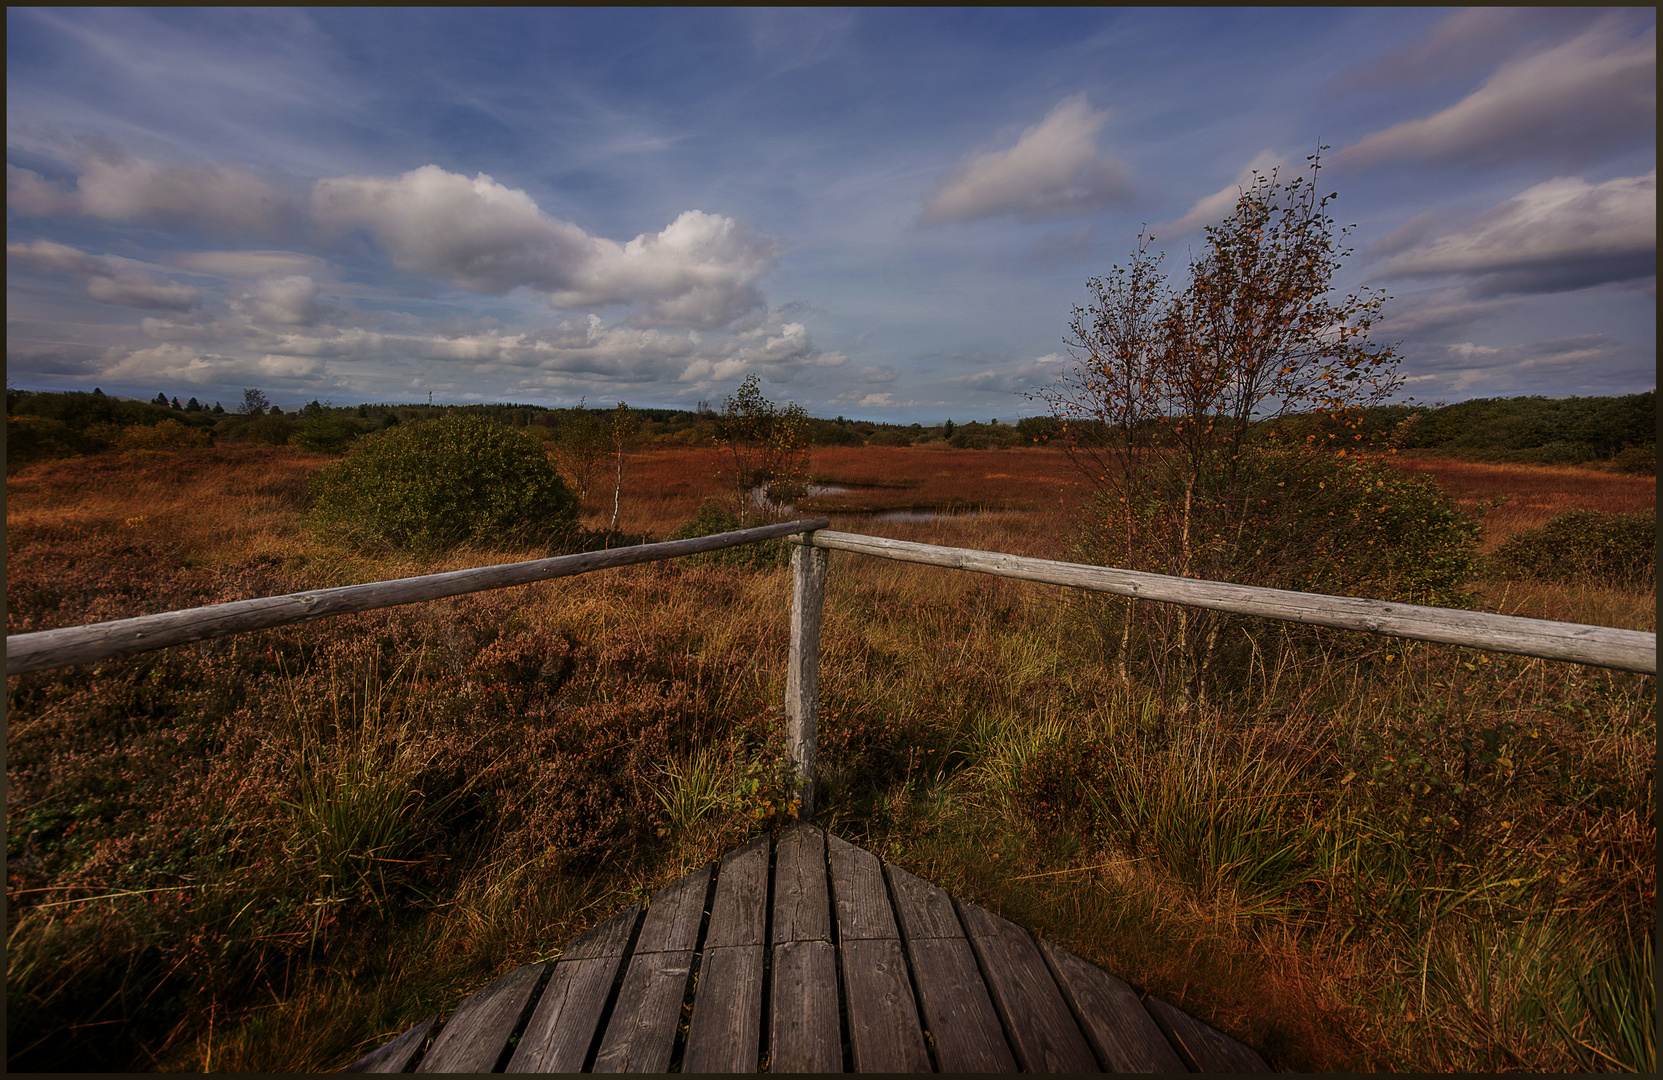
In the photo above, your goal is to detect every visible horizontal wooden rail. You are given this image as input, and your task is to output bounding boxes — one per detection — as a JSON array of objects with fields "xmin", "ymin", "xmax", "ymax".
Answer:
[
  {"xmin": 797, "ymin": 530, "xmax": 1656, "ymax": 675},
  {"xmin": 5, "ymin": 519, "xmax": 830, "ymax": 677}
]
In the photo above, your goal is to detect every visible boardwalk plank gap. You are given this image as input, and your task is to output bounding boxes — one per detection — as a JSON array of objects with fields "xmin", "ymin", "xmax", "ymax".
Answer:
[{"xmin": 351, "ymin": 823, "xmax": 1270, "ymax": 1073}]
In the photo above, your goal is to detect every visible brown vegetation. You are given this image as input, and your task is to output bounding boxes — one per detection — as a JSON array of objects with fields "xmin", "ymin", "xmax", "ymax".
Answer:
[{"xmin": 6, "ymin": 442, "xmax": 1655, "ymax": 1073}]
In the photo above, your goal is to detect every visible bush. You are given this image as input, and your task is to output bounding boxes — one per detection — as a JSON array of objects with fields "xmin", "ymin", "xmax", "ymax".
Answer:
[
  {"xmin": 115, "ymin": 419, "xmax": 212, "ymax": 456},
  {"xmin": 664, "ymin": 499, "xmax": 789, "ymax": 570},
  {"xmin": 308, "ymin": 415, "xmax": 580, "ymax": 552},
  {"xmin": 1092, "ymin": 450, "xmax": 1481, "ymax": 608},
  {"xmin": 1611, "ymin": 443, "xmax": 1656, "ymax": 476},
  {"xmin": 6, "ymin": 415, "xmax": 93, "ymax": 469},
  {"xmin": 866, "ymin": 430, "xmax": 911, "ymax": 447},
  {"xmin": 1488, "ymin": 511, "xmax": 1656, "ymax": 587},
  {"xmin": 289, "ymin": 416, "xmax": 359, "ymax": 454},
  {"xmin": 231, "ymin": 414, "xmax": 299, "ymax": 446}
]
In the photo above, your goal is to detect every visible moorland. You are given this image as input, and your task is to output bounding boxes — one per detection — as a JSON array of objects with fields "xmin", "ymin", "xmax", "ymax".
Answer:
[{"xmin": 5, "ymin": 418, "xmax": 1656, "ymax": 1072}]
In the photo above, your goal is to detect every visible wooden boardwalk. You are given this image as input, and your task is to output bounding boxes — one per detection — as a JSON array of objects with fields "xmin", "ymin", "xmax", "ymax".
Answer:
[{"xmin": 347, "ymin": 823, "xmax": 1270, "ymax": 1073}]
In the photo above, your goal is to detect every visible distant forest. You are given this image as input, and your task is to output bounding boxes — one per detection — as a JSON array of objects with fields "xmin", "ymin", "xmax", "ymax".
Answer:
[{"xmin": 5, "ymin": 385, "xmax": 1655, "ymax": 474}]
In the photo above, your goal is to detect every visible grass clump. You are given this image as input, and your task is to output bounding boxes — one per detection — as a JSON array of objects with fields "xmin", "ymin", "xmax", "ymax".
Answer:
[
  {"xmin": 1489, "ymin": 510, "xmax": 1656, "ymax": 587},
  {"xmin": 664, "ymin": 498, "xmax": 790, "ymax": 570},
  {"xmin": 307, "ymin": 415, "xmax": 579, "ymax": 553}
]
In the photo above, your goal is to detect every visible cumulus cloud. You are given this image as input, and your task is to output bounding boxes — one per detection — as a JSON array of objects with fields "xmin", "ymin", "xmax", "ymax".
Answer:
[
  {"xmin": 98, "ymin": 299, "xmax": 838, "ymax": 404},
  {"xmin": 1376, "ymin": 171, "xmax": 1656, "ymax": 296},
  {"xmin": 1161, "ymin": 150, "xmax": 1287, "ymax": 236},
  {"xmin": 556, "ymin": 210, "xmax": 778, "ymax": 329},
  {"xmin": 1334, "ymin": 17, "xmax": 1656, "ymax": 170},
  {"xmin": 919, "ymin": 95, "xmax": 1135, "ymax": 225},
  {"xmin": 8, "ymin": 239, "xmax": 201, "ymax": 311},
  {"xmin": 309, "ymin": 165, "xmax": 778, "ymax": 328},
  {"xmin": 232, "ymin": 274, "xmax": 326, "ymax": 326},
  {"xmin": 310, "ymin": 165, "xmax": 595, "ymax": 293},
  {"xmin": 7, "ymin": 154, "xmax": 293, "ymax": 235}
]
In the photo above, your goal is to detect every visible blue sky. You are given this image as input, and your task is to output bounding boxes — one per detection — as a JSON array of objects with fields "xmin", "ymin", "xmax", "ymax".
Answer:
[{"xmin": 6, "ymin": 7, "xmax": 1655, "ymax": 420}]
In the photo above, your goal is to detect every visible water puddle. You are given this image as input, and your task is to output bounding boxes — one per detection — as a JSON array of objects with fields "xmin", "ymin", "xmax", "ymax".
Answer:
[{"xmin": 752, "ymin": 484, "xmax": 1026, "ymax": 522}]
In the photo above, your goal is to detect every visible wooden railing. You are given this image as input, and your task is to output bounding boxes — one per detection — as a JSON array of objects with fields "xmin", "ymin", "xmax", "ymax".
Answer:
[
  {"xmin": 7, "ymin": 523, "xmax": 1655, "ymax": 820},
  {"xmin": 2, "ymin": 520, "xmax": 830, "ymax": 676}
]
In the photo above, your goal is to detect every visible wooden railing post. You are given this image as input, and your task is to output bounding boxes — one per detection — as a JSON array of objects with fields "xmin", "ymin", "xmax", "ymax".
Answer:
[{"xmin": 786, "ymin": 535, "xmax": 829, "ymax": 820}]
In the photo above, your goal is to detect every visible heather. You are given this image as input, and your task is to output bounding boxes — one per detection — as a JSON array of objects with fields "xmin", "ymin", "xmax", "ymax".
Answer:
[{"xmin": 6, "ymin": 442, "xmax": 1656, "ymax": 1072}]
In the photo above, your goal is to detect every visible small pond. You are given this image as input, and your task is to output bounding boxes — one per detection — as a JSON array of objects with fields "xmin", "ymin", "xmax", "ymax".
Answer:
[{"xmin": 751, "ymin": 484, "xmax": 1025, "ymax": 522}]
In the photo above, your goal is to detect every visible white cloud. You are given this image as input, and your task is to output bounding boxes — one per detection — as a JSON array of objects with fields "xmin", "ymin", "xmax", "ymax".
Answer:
[
  {"xmin": 232, "ymin": 274, "xmax": 326, "ymax": 326},
  {"xmin": 7, "ymin": 154, "xmax": 293, "ymax": 235},
  {"xmin": 1335, "ymin": 17, "xmax": 1656, "ymax": 170},
  {"xmin": 556, "ymin": 210, "xmax": 778, "ymax": 329},
  {"xmin": 309, "ymin": 165, "xmax": 594, "ymax": 294},
  {"xmin": 309, "ymin": 166, "xmax": 779, "ymax": 329},
  {"xmin": 1377, "ymin": 171, "xmax": 1656, "ymax": 296},
  {"xmin": 8, "ymin": 239, "xmax": 201, "ymax": 311},
  {"xmin": 1161, "ymin": 150, "xmax": 1287, "ymax": 236},
  {"xmin": 919, "ymin": 95, "xmax": 1134, "ymax": 225}
]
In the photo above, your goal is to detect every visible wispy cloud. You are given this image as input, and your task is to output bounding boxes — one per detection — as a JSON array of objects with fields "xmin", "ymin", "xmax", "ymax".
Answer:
[
  {"xmin": 919, "ymin": 95, "xmax": 1134, "ymax": 225},
  {"xmin": 1334, "ymin": 15, "xmax": 1656, "ymax": 170},
  {"xmin": 1374, "ymin": 171, "xmax": 1656, "ymax": 296}
]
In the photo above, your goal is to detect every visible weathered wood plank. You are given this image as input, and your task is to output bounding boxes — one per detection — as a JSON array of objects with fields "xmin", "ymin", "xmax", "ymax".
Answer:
[
  {"xmin": 840, "ymin": 938, "xmax": 931, "ymax": 1073},
  {"xmin": 884, "ymin": 863, "xmax": 1016, "ymax": 1073},
  {"xmin": 824, "ymin": 835, "xmax": 930, "ymax": 1072},
  {"xmin": 772, "ymin": 824, "xmax": 830, "ymax": 944},
  {"xmin": 506, "ymin": 903, "xmax": 641, "ymax": 1073},
  {"xmin": 884, "ymin": 863, "xmax": 967, "ymax": 941},
  {"xmin": 682, "ymin": 944, "xmax": 763, "ymax": 1074},
  {"xmin": 591, "ymin": 949, "xmax": 697, "ymax": 1073},
  {"xmin": 6, "ymin": 519, "xmax": 832, "ymax": 676},
  {"xmin": 1144, "ymin": 995, "xmax": 1271, "ymax": 1073},
  {"xmin": 826, "ymin": 832, "xmax": 898, "ymax": 941},
  {"xmin": 634, "ymin": 864, "xmax": 711, "ymax": 954},
  {"xmin": 769, "ymin": 939, "xmax": 841, "ymax": 1073},
  {"xmin": 416, "ymin": 962, "xmax": 548, "ymax": 1074},
  {"xmin": 956, "ymin": 899, "xmax": 1099, "ymax": 1073},
  {"xmin": 560, "ymin": 901, "xmax": 643, "ymax": 961},
  {"xmin": 805, "ymin": 531, "xmax": 1656, "ymax": 675},
  {"xmin": 506, "ymin": 955, "xmax": 630, "ymax": 1074},
  {"xmin": 344, "ymin": 1014, "xmax": 438, "ymax": 1073},
  {"xmin": 786, "ymin": 541, "xmax": 829, "ymax": 818},
  {"xmin": 902, "ymin": 937, "xmax": 1018, "ymax": 1073},
  {"xmin": 1040, "ymin": 940, "xmax": 1188, "ymax": 1074},
  {"xmin": 705, "ymin": 835, "xmax": 769, "ymax": 949}
]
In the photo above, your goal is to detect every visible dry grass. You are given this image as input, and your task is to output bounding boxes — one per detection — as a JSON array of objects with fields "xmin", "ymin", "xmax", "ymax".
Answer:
[
  {"xmin": 6, "ymin": 442, "xmax": 1654, "ymax": 1073},
  {"xmin": 1388, "ymin": 457, "xmax": 1656, "ymax": 552}
]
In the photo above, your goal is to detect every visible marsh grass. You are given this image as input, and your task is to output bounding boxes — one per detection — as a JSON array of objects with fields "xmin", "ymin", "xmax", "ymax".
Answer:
[{"xmin": 6, "ymin": 443, "xmax": 1654, "ymax": 1072}]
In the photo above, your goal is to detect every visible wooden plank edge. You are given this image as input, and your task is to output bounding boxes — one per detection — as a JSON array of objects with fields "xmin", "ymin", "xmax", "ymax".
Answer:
[
  {"xmin": 1144, "ymin": 994, "xmax": 1273, "ymax": 1074},
  {"xmin": 343, "ymin": 1014, "xmax": 440, "ymax": 1073}
]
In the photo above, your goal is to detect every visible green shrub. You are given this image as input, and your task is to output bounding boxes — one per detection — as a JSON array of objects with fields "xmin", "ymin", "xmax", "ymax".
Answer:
[
  {"xmin": 1611, "ymin": 443, "xmax": 1656, "ymax": 476},
  {"xmin": 289, "ymin": 416, "xmax": 359, "ymax": 454},
  {"xmin": 664, "ymin": 499, "xmax": 788, "ymax": 570},
  {"xmin": 6, "ymin": 415, "xmax": 94, "ymax": 468},
  {"xmin": 116, "ymin": 419, "xmax": 212, "ymax": 455},
  {"xmin": 1488, "ymin": 511, "xmax": 1656, "ymax": 587},
  {"xmin": 308, "ymin": 415, "xmax": 579, "ymax": 552},
  {"xmin": 866, "ymin": 429, "xmax": 911, "ymax": 447},
  {"xmin": 236, "ymin": 414, "xmax": 300, "ymax": 446},
  {"xmin": 1093, "ymin": 450, "xmax": 1481, "ymax": 608}
]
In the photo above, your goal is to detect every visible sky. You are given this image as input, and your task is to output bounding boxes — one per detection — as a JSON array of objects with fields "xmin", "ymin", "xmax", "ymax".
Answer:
[{"xmin": 6, "ymin": 7, "xmax": 1656, "ymax": 421}]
